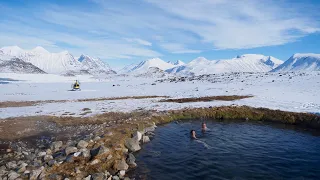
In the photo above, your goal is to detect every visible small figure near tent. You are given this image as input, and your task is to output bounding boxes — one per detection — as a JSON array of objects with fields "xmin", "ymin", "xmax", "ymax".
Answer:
[{"xmin": 71, "ymin": 80, "xmax": 81, "ymax": 91}]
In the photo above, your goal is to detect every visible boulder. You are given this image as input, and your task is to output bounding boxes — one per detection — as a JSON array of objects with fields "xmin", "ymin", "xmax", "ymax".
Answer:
[
  {"xmin": 112, "ymin": 175, "xmax": 120, "ymax": 180},
  {"xmin": 37, "ymin": 151, "xmax": 46, "ymax": 157},
  {"xmin": 126, "ymin": 153, "xmax": 136, "ymax": 165},
  {"xmin": 51, "ymin": 141, "xmax": 63, "ymax": 152},
  {"xmin": 48, "ymin": 160, "xmax": 56, "ymax": 167},
  {"xmin": 77, "ymin": 140, "xmax": 89, "ymax": 149},
  {"xmin": 90, "ymin": 159, "xmax": 100, "ymax": 165},
  {"xmin": 6, "ymin": 161, "xmax": 17, "ymax": 169},
  {"xmin": 113, "ymin": 159, "xmax": 128, "ymax": 171},
  {"xmin": 80, "ymin": 148, "xmax": 91, "ymax": 158},
  {"xmin": 124, "ymin": 138, "xmax": 141, "ymax": 152},
  {"xmin": 92, "ymin": 173, "xmax": 105, "ymax": 180},
  {"xmin": 16, "ymin": 163, "xmax": 27, "ymax": 173},
  {"xmin": 132, "ymin": 131, "xmax": 142, "ymax": 142},
  {"xmin": 65, "ymin": 154, "xmax": 75, "ymax": 163},
  {"xmin": 65, "ymin": 147, "xmax": 77, "ymax": 156},
  {"xmin": 30, "ymin": 166, "xmax": 44, "ymax": 180},
  {"xmin": 119, "ymin": 170, "xmax": 125, "ymax": 177},
  {"xmin": 44, "ymin": 155, "xmax": 53, "ymax": 162},
  {"xmin": 8, "ymin": 171, "xmax": 20, "ymax": 180},
  {"xmin": 84, "ymin": 175, "xmax": 91, "ymax": 180},
  {"xmin": 142, "ymin": 135, "xmax": 150, "ymax": 143},
  {"xmin": 90, "ymin": 146, "xmax": 109, "ymax": 158},
  {"xmin": 143, "ymin": 127, "xmax": 155, "ymax": 133}
]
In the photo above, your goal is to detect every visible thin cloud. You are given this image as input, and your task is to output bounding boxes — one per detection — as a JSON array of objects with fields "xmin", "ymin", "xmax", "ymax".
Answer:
[{"xmin": 160, "ymin": 43, "xmax": 201, "ymax": 54}]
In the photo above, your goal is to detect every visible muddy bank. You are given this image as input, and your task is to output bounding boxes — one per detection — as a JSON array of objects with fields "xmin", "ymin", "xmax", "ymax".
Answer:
[{"xmin": 0, "ymin": 106, "xmax": 319, "ymax": 180}]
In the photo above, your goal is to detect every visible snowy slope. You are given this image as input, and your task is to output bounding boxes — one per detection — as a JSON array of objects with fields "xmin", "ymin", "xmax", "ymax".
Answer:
[
  {"xmin": 124, "ymin": 58, "xmax": 176, "ymax": 74},
  {"xmin": 1, "ymin": 46, "xmax": 82, "ymax": 74},
  {"xmin": 167, "ymin": 54, "xmax": 283, "ymax": 75},
  {"xmin": 0, "ymin": 58, "xmax": 46, "ymax": 74},
  {"xmin": 78, "ymin": 55, "xmax": 116, "ymax": 74},
  {"xmin": 271, "ymin": 53, "xmax": 320, "ymax": 72}
]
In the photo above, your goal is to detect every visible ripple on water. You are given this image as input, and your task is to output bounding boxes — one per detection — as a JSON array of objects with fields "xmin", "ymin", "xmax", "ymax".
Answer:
[{"xmin": 132, "ymin": 120, "xmax": 320, "ymax": 180}]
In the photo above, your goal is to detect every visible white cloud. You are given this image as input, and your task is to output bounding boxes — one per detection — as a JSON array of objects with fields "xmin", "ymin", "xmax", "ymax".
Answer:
[
  {"xmin": 160, "ymin": 43, "xmax": 201, "ymax": 54},
  {"xmin": 124, "ymin": 38, "xmax": 152, "ymax": 46},
  {"xmin": 144, "ymin": 0, "xmax": 320, "ymax": 49},
  {"xmin": 0, "ymin": 0, "xmax": 319, "ymax": 65}
]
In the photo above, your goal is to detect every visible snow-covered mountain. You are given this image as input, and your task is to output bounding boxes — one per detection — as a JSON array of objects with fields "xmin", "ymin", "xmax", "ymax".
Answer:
[
  {"xmin": 271, "ymin": 53, "xmax": 320, "ymax": 72},
  {"xmin": 0, "ymin": 46, "xmax": 115, "ymax": 75},
  {"xmin": 121, "ymin": 58, "xmax": 177, "ymax": 74},
  {"xmin": 78, "ymin": 55, "xmax": 116, "ymax": 74},
  {"xmin": 0, "ymin": 58, "xmax": 46, "ymax": 74},
  {"xmin": 0, "ymin": 46, "xmax": 82, "ymax": 74},
  {"xmin": 167, "ymin": 54, "xmax": 283, "ymax": 76}
]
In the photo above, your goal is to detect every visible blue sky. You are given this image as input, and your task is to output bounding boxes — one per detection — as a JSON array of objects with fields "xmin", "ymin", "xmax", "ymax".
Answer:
[{"xmin": 0, "ymin": 0, "xmax": 320, "ymax": 69}]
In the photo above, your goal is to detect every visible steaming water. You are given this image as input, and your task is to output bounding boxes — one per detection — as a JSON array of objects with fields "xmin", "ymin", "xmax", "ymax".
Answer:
[{"xmin": 132, "ymin": 121, "xmax": 320, "ymax": 180}]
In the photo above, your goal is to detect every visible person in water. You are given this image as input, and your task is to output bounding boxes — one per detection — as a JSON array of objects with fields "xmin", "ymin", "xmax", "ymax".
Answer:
[
  {"xmin": 190, "ymin": 130, "xmax": 197, "ymax": 139},
  {"xmin": 202, "ymin": 122, "xmax": 207, "ymax": 131}
]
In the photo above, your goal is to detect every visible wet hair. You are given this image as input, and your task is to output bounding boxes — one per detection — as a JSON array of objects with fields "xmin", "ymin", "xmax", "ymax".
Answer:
[{"xmin": 190, "ymin": 130, "xmax": 195, "ymax": 134}]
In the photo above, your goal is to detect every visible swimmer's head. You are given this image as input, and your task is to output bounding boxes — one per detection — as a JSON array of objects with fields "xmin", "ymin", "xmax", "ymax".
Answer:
[{"xmin": 190, "ymin": 130, "xmax": 196, "ymax": 138}]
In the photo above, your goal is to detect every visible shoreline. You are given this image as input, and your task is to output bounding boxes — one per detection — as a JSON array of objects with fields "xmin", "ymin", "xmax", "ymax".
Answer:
[{"xmin": 0, "ymin": 106, "xmax": 319, "ymax": 179}]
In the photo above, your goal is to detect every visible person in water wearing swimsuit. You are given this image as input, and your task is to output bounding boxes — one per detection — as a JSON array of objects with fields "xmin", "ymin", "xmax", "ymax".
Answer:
[
  {"xmin": 202, "ymin": 122, "xmax": 207, "ymax": 131},
  {"xmin": 190, "ymin": 130, "xmax": 197, "ymax": 139}
]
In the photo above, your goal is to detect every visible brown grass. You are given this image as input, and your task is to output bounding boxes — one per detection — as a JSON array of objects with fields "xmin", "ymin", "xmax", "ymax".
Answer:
[
  {"xmin": 0, "ymin": 96, "xmax": 168, "ymax": 108},
  {"xmin": 159, "ymin": 95, "xmax": 253, "ymax": 103}
]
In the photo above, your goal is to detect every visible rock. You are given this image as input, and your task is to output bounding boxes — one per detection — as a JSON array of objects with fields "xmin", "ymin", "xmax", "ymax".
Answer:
[
  {"xmin": 75, "ymin": 167, "xmax": 81, "ymax": 174},
  {"xmin": 92, "ymin": 173, "xmax": 105, "ymax": 180},
  {"xmin": 65, "ymin": 154, "xmax": 75, "ymax": 163},
  {"xmin": 94, "ymin": 136, "xmax": 101, "ymax": 141},
  {"xmin": 77, "ymin": 140, "xmax": 89, "ymax": 149},
  {"xmin": 48, "ymin": 174, "xmax": 63, "ymax": 180},
  {"xmin": 73, "ymin": 152, "xmax": 81, "ymax": 157},
  {"xmin": 143, "ymin": 127, "xmax": 155, "ymax": 133},
  {"xmin": 132, "ymin": 131, "xmax": 142, "ymax": 142},
  {"xmin": 119, "ymin": 170, "xmax": 125, "ymax": 177},
  {"xmin": 104, "ymin": 171, "xmax": 110, "ymax": 177},
  {"xmin": 16, "ymin": 163, "xmax": 27, "ymax": 173},
  {"xmin": 0, "ymin": 166, "xmax": 7, "ymax": 176},
  {"xmin": 91, "ymin": 146, "xmax": 109, "ymax": 158},
  {"xmin": 80, "ymin": 148, "xmax": 90, "ymax": 158},
  {"xmin": 113, "ymin": 159, "xmax": 128, "ymax": 171},
  {"xmin": 112, "ymin": 176, "xmax": 120, "ymax": 180},
  {"xmin": 39, "ymin": 170, "xmax": 46, "ymax": 179},
  {"xmin": 44, "ymin": 155, "xmax": 53, "ymax": 162},
  {"xmin": 90, "ymin": 159, "xmax": 100, "ymax": 165},
  {"xmin": 84, "ymin": 175, "xmax": 91, "ymax": 180},
  {"xmin": 48, "ymin": 160, "xmax": 56, "ymax": 167},
  {"xmin": 65, "ymin": 146, "xmax": 77, "ymax": 156},
  {"xmin": 6, "ymin": 161, "xmax": 17, "ymax": 169},
  {"xmin": 105, "ymin": 132, "xmax": 113, "ymax": 136},
  {"xmin": 107, "ymin": 154, "xmax": 113, "ymax": 160},
  {"xmin": 37, "ymin": 151, "xmax": 46, "ymax": 157},
  {"xmin": 126, "ymin": 153, "xmax": 136, "ymax": 165},
  {"xmin": 124, "ymin": 138, "xmax": 141, "ymax": 152},
  {"xmin": 29, "ymin": 166, "xmax": 44, "ymax": 180},
  {"xmin": 51, "ymin": 141, "xmax": 63, "ymax": 152},
  {"xmin": 98, "ymin": 146, "xmax": 109, "ymax": 155},
  {"xmin": 8, "ymin": 171, "xmax": 20, "ymax": 180},
  {"xmin": 142, "ymin": 135, "xmax": 150, "ymax": 143},
  {"xmin": 46, "ymin": 149, "xmax": 52, "ymax": 155},
  {"xmin": 124, "ymin": 177, "xmax": 130, "ymax": 180}
]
